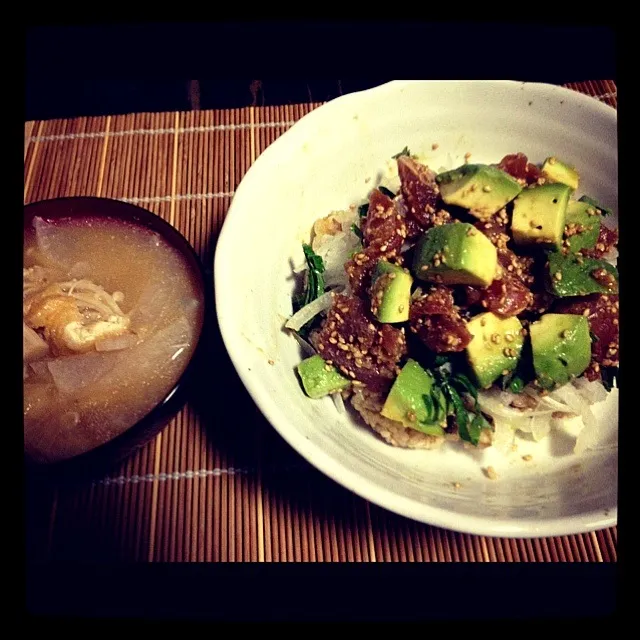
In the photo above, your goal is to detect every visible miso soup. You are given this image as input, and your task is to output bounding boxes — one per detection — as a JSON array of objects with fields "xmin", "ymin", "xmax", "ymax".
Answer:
[{"xmin": 23, "ymin": 214, "xmax": 204, "ymax": 463}]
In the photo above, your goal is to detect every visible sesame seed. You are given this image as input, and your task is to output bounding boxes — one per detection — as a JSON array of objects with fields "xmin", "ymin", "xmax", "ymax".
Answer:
[
  {"xmin": 491, "ymin": 333, "xmax": 502, "ymax": 344},
  {"xmin": 482, "ymin": 185, "xmax": 492, "ymax": 193},
  {"xmin": 548, "ymin": 156, "xmax": 557, "ymax": 165},
  {"xmin": 469, "ymin": 184, "xmax": 477, "ymax": 192},
  {"xmin": 480, "ymin": 318, "xmax": 487, "ymax": 327},
  {"xmin": 485, "ymin": 466, "xmax": 498, "ymax": 480},
  {"xmin": 398, "ymin": 305, "xmax": 405, "ymax": 312},
  {"xmin": 432, "ymin": 143, "xmax": 439, "ymax": 150},
  {"xmin": 582, "ymin": 308, "xmax": 590, "ymax": 316},
  {"xmin": 554, "ymin": 271, "xmax": 563, "ymax": 281},
  {"xmin": 522, "ymin": 455, "xmax": 532, "ymax": 462},
  {"xmin": 324, "ymin": 364, "xmax": 332, "ymax": 372},
  {"xmin": 505, "ymin": 334, "xmax": 514, "ymax": 342}
]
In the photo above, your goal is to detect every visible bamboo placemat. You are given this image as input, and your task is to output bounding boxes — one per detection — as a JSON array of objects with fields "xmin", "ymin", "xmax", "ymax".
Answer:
[{"xmin": 24, "ymin": 80, "xmax": 618, "ymax": 563}]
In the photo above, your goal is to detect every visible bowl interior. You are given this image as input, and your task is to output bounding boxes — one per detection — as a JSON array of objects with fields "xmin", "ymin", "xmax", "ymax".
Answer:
[
  {"xmin": 24, "ymin": 197, "xmax": 209, "ymax": 480},
  {"xmin": 216, "ymin": 81, "xmax": 618, "ymax": 536}
]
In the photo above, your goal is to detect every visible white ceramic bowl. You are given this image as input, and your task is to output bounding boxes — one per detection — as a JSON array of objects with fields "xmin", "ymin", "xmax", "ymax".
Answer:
[{"xmin": 215, "ymin": 80, "xmax": 618, "ymax": 538}]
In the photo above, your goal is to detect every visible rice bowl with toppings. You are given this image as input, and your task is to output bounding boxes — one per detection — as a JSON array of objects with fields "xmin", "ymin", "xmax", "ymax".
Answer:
[{"xmin": 215, "ymin": 80, "xmax": 618, "ymax": 536}]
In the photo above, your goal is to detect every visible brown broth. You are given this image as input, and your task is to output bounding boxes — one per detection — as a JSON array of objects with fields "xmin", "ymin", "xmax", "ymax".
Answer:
[{"xmin": 23, "ymin": 215, "xmax": 204, "ymax": 463}]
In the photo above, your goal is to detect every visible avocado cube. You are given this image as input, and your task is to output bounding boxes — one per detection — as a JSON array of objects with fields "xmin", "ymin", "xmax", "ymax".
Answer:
[
  {"xmin": 564, "ymin": 200, "xmax": 601, "ymax": 253},
  {"xmin": 370, "ymin": 260, "xmax": 413, "ymax": 323},
  {"xmin": 381, "ymin": 359, "xmax": 446, "ymax": 435},
  {"xmin": 412, "ymin": 222, "xmax": 498, "ymax": 287},
  {"xmin": 511, "ymin": 183, "xmax": 572, "ymax": 249},
  {"xmin": 297, "ymin": 355, "xmax": 350, "ymax": 399},
  {"xmin": 541, "ymin": 156, "xmax": 580, "ymax": 190},
  {"xmin": 435, "ymin": 164, "xmax": 523, "ymax": 219},
  {"xmin": 465, "ymin": 312, "xmax": 524, "ymax": 389},
  {"xmin": 547, "ymin": 251, "xmax": 618, "ymax": 297},
  {"xmin": 530, "ymin": 314, "xmax": 591, "ymax": 389}
]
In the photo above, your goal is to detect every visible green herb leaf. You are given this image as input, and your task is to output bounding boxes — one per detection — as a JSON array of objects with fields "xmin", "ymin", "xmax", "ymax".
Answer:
[
  {"xmin": 358, "ymin": 203, "xmax": 369, "ymax": 219},
  {"xmin": 303, "ymin": 244, "xmax": 325, "ymax": 275},
  {"xmin": 351, "ymin": 223, "xmax": 364, "ymax": 242},
  {"xmin": 431, "ymin": 387, "xmax": 446, "ymax": 420},
  {"xmin": 294, "ymin": 244, "xmax": 326, "ymax": 329},
  {"xmin": 546, "ymin": 251, "xmax": 618, "ymax": 297},
  {"xmin": 392, "ymin": 146, "xmax": 411, "ymax": 160},
  {"xmin": 378, "ymin": 186, "xmax": 396, "ymax": 199},
  {"xmin": 468, "ymin": 413, "xmax": 489, "ymax": 445},
  {"xmin": 441, "ymin": 382, "xmax": 472, "ymax": 444},
  {"xmin": 451, "ymin": 373, "xmax": 479, "ymax": 407},
  {"xmin": 422, "ymin": 394, "xmax": 435, "ymax": 423},
  {"xmin": 579, "ymin": 195, "xmax": 613, "ymax": 217}
]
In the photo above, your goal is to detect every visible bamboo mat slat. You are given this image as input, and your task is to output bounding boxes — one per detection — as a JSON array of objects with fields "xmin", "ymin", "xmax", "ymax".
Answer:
[{"xmin": 24, "ymin": 81, "xmax": 618, "ymax": 563}]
